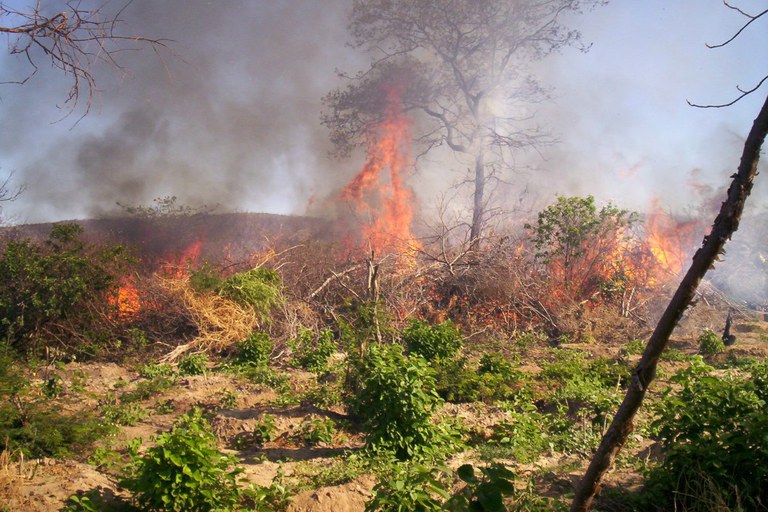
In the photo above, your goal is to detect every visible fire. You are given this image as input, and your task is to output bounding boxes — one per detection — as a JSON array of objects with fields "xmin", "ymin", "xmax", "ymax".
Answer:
[
  {"xmin": 161, "ymin": 239, "xmax": 203, "ymax": 277},
  {"xmin": 644, "ymin": 198, "xmax": 702, "ymax": 277},
  {"xmin": 112, "ymin": 277, "xmax": 142, "ymax": 319},
  {"xmin": 340, "ymin": 80, "xmax": 418, "ymax": 254}
]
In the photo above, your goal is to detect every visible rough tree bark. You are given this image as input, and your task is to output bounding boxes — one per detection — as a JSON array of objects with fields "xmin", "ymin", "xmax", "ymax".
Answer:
[{"xmin": 570, "ymin": 91, "xmax": 768, "ymax": 512}]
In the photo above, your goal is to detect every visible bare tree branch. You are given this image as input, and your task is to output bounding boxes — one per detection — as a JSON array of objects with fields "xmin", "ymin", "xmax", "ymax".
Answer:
[
  {"xmin": 688, "ymin": 74, "xmax": 768, "ymax": 108},
  {"xmin": 0, "ymin": 1, "xmax": 170, "ymax": 118},
  {"xmin": 706, "ymin": 4, "xmax": 768, "ymax": 49}
]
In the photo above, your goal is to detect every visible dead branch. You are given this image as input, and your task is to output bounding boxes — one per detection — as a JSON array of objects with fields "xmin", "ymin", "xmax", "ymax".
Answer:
[{"xmin": 0, "ymin": 1, "xmax": 170, "ymax": 118}]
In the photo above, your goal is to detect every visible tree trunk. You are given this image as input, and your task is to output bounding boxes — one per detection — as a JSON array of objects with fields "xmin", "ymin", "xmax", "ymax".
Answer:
[
  {"xmin": 570, "ymin": 92, "xmax": 768, "ymax": 512},
  {"xmin": 469, "ymin": 151, "xmax": 486, "ymax": 251}
]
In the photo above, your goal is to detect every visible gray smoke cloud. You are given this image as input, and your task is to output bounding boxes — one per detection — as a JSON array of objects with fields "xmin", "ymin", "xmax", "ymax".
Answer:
[
  {"xmin": 0, "ymin": 0, "xmax": 765, "ymax": 228},
  {"xmin": 0, "ymin": 0, "xmax": 364, "ymax": 222}
]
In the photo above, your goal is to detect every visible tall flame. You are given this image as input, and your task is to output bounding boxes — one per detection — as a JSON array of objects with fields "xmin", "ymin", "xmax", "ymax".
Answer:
[
  {"xmin": 341, "ymin": 81, "xmax": 417, "ymax": 254},
  {"xmin": 644, "ymin": 198, "xmax": 701, "ymax": 276}
]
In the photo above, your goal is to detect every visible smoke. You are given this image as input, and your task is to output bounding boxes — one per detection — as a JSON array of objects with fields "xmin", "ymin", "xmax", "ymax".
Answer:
[
  {"xmin": 0, "ymin": 0, "xmax": 765, "ymax": 235},
  {"xmin": 0, "ymin": 0, "xmax": 364, "ymax": 222}
]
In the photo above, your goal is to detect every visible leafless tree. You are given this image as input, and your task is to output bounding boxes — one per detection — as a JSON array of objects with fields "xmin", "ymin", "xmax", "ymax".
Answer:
[
  {"xmin": 0, "ymin": 1, "xmax": 169, "ymax": 117},
  {"xmin": 323, "ymin": 0, "xmax": 603, "ymax": 250}
]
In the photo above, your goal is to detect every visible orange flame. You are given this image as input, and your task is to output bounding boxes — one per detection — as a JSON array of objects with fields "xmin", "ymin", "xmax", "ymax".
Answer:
[
  {"xmin": 341, "ymin": 81, "xmax": 417, "ymax": 254},
  {"xmin": 644, "ymin": 198, "xmax": 702, "ymax": 277},
  {"xmin": 112, "ymin": 277, "xmax": 142, "ymax": 319},
  {"xmin": 161, "ymin": 239, "xmax": 203, "ymax": 277}
]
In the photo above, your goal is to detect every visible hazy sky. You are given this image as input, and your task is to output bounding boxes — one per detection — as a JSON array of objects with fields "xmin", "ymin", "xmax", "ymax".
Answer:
[{"xmin": 0, "ymin": 0, "xmax": 766, "ymax": 225}]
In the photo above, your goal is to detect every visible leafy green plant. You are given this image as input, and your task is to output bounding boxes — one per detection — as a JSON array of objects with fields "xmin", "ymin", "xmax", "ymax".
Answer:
[
  {"xmin": 644, "ymin": 365, "xmax": 768, "ymax": 511},
  {"xmin": 0, "ymin": 223, "xmax": 133, "ymax": 354},
  {"xmin": 401, "ymin": 319, "xmax": 462, "ymax": 361},
  {"xmin": 698, "ymin": 328, "xmax": 725, "ymax": 356},
  {"xmin": 137, "ymin": 361, "xmax": 174, "ymax": 378},
  {"xmin": 101, "ymin": 402, "xmax": 147, "ymax": 427},
  {"xmin": 0, "ymin": 356, "xmax": 111, "ymax": 458},
  {"xmin": 216, "ymin": 389, "xmax": 239, "ymax": 409},
  {"xmin": 247, "ymin": 465, "xmax": 295, "ymax": 511},
  {"xmin": 236, "ymin": 332, "xmax": 273, "ymax": 367},
  {"xmin": 121, "ymin": 407, "xmax": 244, "ymax": 511},
  {"xmin": 526, "ymin": 195, "xmax": 637, "ymax": 300},
  {"xmin": 120, "ymin": 376, "xmax": 174, "ymax": 403},
  {"xmin": 366, "ymin": 461, "xmax": 450, "ymax": 512},
  {"xmin": 177, "ymin": 352, "xmax": 208, "ymax": 376},
  {"xmin": 219, "ymin": 267, "xmax": 282, "ymax": 320},
  {"xmin": 189, "ymin": 262, "xmax": 224, "ymax": 293},
  {"xmin": 351, "ymin": 344, "xmax": 458, "ymax": 459},
  {"xmin": 445, "ymin": 463, "xmax": 516, "ymax": 512},
  {"xmin": 290, "ymin": 327, "xmax": 337, "ymax": 372},
  {"xmin": 433, "ymin": 356, "xmax": 482, "ymax": 403},
  {"xmin": 296, "ymin": 416, "xmax": 337, "ymax": 446},
  {"xmin": 302, "ymin": 381, "xmax": 343, "ymax": 408},
  {"xmin": 622, "ymin": 338, "xmax": 645, "ymax": 356}
]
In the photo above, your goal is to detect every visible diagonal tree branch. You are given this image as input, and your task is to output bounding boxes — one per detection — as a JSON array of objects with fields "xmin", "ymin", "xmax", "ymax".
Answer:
[{"xmin": 570, "ymin": 90, "xmax": 768, "ymax": 512}]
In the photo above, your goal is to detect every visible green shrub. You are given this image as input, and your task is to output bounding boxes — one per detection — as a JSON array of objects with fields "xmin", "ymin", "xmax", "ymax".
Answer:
[
  {"xmin": 290, "ymin": 328, "xmax": 337, "ymax": 372},
  {"xmin": 698, "ymin": 328, "xmax": 725, "ymax": 356},
  {"xmin": 234, "ymin": 364, "xmax": 290, "ymax": 392},
  {"xmin": 189, "ymin": 263, "xmax": 224, "ymax": 293},
  {"xmin": 366, "ymin": 462, "xmax": 449, "ymax": 512},
  {"xmin": 444, "ymin": 463, "xmax": 517, "ymax": 511},
  {"xmin": 177, "ymin": 353, "xmax": 208, "ymax": 376},
  {"xmin": 402, "ymin": 319, "xmax": 462, "ymax": 361},
  {"xmin": 351, "ymin": 344, "xmax": 457, "ymax": 459},
  {"xmin": 121, "ymin": 407, "xmax": 243, "ymax": 511},
  {"xmin": 219, "ymin": 267, "xmax": 282, "ymax": 319},
  {"xmin": 433, "ymin": 357, "xmax": 482, "ymax": 403},
  {"xmin": 296, "ymin": 416, "xmax": 337, "ymax": 446},
  {"xmin": 216, "ymin": 389, "xmax": 239, "ymax": 409},
  {"xmin": 121, "ymin": 376, "xmax": 174, "ymax": 403},
  {"xmin": 645, "ymin": 367, "xmax": 768, "ymax": 510},
  {"xmin": 302, "ymin": 382, "xmax": 343, "ymax": 408},
  {"xmin": 137, "ymin": 361, "xmax": 175, "ymax": 378},
  {"xmin": 0, "ymin": 356, "xmax": 112, "ymax": 458},
  {"xmin": 434, "ymin": 355, "xmax": 522, "ymax": 404},
  {"xmin": 236, "ymin": 332, "xmax": 273, "ymax": 367},
  {"xmin": 0, "ymin": 224, "xmax": 133, "ymax": 354},
  {"xmin": 101, "ymin": 402, "xmax": 147, "ymax": 427},
  {"xmin": 253, "ymin": 413, "xmax": 278, "ymax": 445}
]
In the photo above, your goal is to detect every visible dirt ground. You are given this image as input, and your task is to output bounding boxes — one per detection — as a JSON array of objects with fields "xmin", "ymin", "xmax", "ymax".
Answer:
[{"xmin": 2, "ymin": 306, "xmax": 766, "ymax": 512}]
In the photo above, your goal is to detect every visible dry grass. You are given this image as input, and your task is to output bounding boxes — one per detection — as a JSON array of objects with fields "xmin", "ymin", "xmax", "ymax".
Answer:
[{"xmin": 158, "ymin": 276, "xmax": 262, "ymax": 361}]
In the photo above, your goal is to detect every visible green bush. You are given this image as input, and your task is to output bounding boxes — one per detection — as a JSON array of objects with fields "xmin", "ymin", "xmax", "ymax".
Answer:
[
  {"xmin": 121, "ymin": 407, "xmax": 243, "ymax": 511},
  {"xmin": 645, "ymin": 366, "xmax": 768, "ymax": 510},
  {"xmin": 0, "ymin": 356, "xmax": 112, "ymax": 458},
  {"xmin": 433, "ymin": 354, "xmax": 522, "ymax": 404},
  {"xmin": 189, "ymin": 263, "xmax": 224, "ymax": 293},
  {"xmin": 445, "ymin": 463, "xmax": 517, "ymax": 511},
  {"xmin": 177, "ymin": 353, "xmax": 208, "ymax": 376},
  {"xmin": 219, "ymin": 267, "xmax": 282, "ymax": 319},
  {"xmin": 402, "ymin": 319, "xmax": 462, "ymax": 361},
  {"xmin": 366, "ymin": 462, "xmax": 449, "ymax": 512},
  {"xmin": 296, "ymin": 416, "xmax": 337, "ymax": 446},
  {"xmin": 0, "ymin": 224, "xmax": 132, "ymax": 354},
  {"xmin": 290, "ymin": 328, "xmax": 337, "ymax": 372},
  {"xmin": 121, "ymin": 376, "xmax": 174, "ymax": 403},
  {"xmin": 351, "ymin": 344, "xmax": 457, "ymax": 459},
  {"xmin": 698, "ymin": 328, "xmax": 725, "ymax": 356},
  {"xmin": 137, "ymin": 362, "xmax": 175, "ymax": 378},
  {"xmin": 433, "ymin": 357, "xmax": 482, "ymax": 403},
  {"xmin": 236, "ymin": 332, "xmax": 273, "ymax": 367}
]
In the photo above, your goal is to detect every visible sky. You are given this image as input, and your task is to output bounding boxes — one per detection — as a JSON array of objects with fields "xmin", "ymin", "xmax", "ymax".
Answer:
[{"xmin": 0, "ymin": 0, "xmax": 766, "ymax": 226}]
